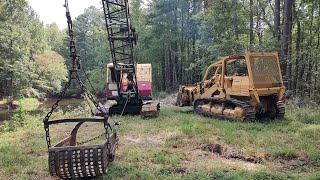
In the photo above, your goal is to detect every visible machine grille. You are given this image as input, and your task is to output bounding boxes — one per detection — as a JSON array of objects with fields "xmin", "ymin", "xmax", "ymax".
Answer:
[{"xmin": 250, "ymin": 56, "xmax": 282, "ymax": 88}]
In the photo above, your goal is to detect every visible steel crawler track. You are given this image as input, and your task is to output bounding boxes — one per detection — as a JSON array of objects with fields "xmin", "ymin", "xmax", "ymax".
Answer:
[
  {"xmin": 194, "ymin": 98, "xmax": 256, "ymax": 121},
  {"xmin": 276, "ymin": 101, "xmax": 285, "ymax": 118}
]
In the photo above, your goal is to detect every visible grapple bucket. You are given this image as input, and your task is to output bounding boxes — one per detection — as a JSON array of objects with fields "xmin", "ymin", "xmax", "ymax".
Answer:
[
  {"xmin": 45, "ymin": 117, "xmax": 118, "ymax": 179},
  {"xmin": 141, "ymin": 102, "xmax": 160, "ymax": 118}
]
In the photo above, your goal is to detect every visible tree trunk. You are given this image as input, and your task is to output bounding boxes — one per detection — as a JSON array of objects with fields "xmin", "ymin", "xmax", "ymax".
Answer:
[
  {"xmin": 161, "ymin": 43, "xmax": 166, "ymax": 91},
  {"xmin": 293, "ymin": 12, "xmax": 300, "ymax": 94},
  {"xmin": 191, "ymin": 0, "xmax": 197, "ymax": 83},
  {"xmin": 315, "ymin": 3, "xmax": 320, "ymax": 98},
  {"xmin": 180, "ymin": 3, "xmax": 185, "ymax": 84},
  {"xmin": 168, "ymin": 45, "xmax": 173, "ymax": 89},
  {"xmin": 274, "ymin": 0, "xmax": 281, "ymax": 40},
  {"xmin": 173, "ymin": 5, "xmax": 179, "ymax": 89},
  {"xmin": 249, "ymin": 0, "xmax": 254, "ymax": 50},
  {"xmin": 281, "ymin": 0, "xmax": 293, "ymax": 78},
  {"xmin": 287, "ymin": 0, "xmax": 293, "ymax": 91},
  {"xmin": 307, "ymin": 1, "xmax": 315, "ymax": 97},
  {"xmin": 299, "ymin": 50, "xmax": 305, "ymax": 96}
]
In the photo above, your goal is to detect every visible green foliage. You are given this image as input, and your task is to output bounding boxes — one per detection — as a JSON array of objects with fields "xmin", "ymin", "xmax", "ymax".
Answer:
[
  {"xmin": 16, "ymin": 98, "xmax": 39, "ymax": 111},
  {"xmin": 199, "ymin": 0, "xmax": 247, "ymax": 56},
  {"xmin": 72, "ymin": 6, "xmax": 110, "ymax": 69},
  {"xmin": 0, "ymin": 0, "xmax": 67, "ymax": 99},
  {"xmin": 33, "ymin": 51, "xmax": 68, "ymax": 95},
  {"xmin": 84, "ymin": 68, "xmax": 106, "ymax": 96},
  {"xmin": 11, "ymin": 51, "xmax": 68, "ymax": 97},
  {"xmin": 154, "ymin": 91, "xmax": 169, "ymax": 99},
  {"xmin": 1, "ymin": 108, "xmax": 41, "ymax": 132},
  {"xmin": 45, "ymin": 23, "xmax": 66, "ymax": 52}
]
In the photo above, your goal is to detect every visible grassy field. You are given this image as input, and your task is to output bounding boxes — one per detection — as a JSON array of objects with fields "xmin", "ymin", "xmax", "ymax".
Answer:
[{"xmin": 0, "ymin": 102, "xmax": 319, "ymax": 179}]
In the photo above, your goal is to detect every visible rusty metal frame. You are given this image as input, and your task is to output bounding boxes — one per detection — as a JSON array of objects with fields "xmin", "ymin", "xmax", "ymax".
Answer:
[{"xmin": 46, "ymin": 117, "xmax": 118, "ymax": 179}]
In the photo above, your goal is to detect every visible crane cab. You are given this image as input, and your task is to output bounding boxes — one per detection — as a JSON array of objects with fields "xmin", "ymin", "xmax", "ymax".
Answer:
[{"xmin": 106, "ymin": 63, "xmax": 153, "ymax": 101}]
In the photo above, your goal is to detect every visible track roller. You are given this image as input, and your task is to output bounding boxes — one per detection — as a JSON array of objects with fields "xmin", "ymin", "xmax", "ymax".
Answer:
[{"xmin": 194, "ymin": 98, "xmax": 256, "ymax": 121}]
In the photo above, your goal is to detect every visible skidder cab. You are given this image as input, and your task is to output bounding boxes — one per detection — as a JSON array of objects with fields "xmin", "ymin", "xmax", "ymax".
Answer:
[{"xmin": 176, "ymin": 52, "xmax": 286, "ymax": 121}]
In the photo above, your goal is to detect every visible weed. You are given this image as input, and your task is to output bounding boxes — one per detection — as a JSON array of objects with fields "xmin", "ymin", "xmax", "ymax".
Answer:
[
  {"xmin": 273, "ymin": 150, "xmax": 298, "ymax": 160},
  {"xmin": 251, "ymin": 171, "xmax": 295, "ymax": 180},
  {"xmin": 183, "ymin": 169, "xmax": 293, "ymax": 180},
  {"xmin": 152, "ymin": 150, "xmax": 183, "ymax": 166},
  {"xmin": 165, "ymin": 133, "xmax": 189, "ymax": 148},
  {"xmin": 159, "ymin": 165, "xmax": 187, "ymax": 176},
  {"xmin": 299, "ymin": 125, "xmax": 320, "ymax": 139}
]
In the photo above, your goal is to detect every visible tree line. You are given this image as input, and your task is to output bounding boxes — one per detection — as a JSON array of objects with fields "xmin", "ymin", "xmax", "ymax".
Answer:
[
  {"xmin": 0, "ymin": 0, "xmax": 319, "ymax": 103},
  {"xmin": 0, "ymin": 0, "xmax": 67, "ymax": 98},
  {"xmin": 132, "ymin": 0, "xmax": 320, "ymax": 102}
]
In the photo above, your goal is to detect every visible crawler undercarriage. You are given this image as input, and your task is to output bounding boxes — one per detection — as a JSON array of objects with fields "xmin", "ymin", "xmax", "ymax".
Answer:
[{"xmin": 177, "ymin": 52, "xmax": 286, "ymax": 121}]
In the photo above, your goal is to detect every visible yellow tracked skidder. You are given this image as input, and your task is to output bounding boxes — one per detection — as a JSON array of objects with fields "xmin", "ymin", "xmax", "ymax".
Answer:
[{"xmin": 176, "ymin": 52, "xmax": 286, "ymax": 121}]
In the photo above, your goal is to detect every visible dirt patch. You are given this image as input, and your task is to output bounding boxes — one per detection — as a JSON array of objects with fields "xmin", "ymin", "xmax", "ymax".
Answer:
[
  {"xmin": 123, "ymin": 135, "xmax": 165, "ymax": 145},
  {"xmin": 197, "ymin": 143, "xmax": 318, "ymax": 173},
  {"xmin": 0, "ymin": 170, "xmax": 11, "ymax": 180},
  {"xmin": 160, "ymin": 93, "xmax": 178, "ymax": 105},
  {"xmin": 272, "ymin": 156, "xmax": 313, "ymax": 172},
  {"xmin": 197, "ymin": 143, "xmax": 262, "ymax": 164},
  {"xmin": 25, "ymin": 171, "xmax": 58, "ymax": 180},
  {"xmin": 184, "ymin": 149, "xmax": 264, "ymax": 172}
]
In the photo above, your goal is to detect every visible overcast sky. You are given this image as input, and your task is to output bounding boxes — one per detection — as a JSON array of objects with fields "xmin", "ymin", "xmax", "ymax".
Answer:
[{"xmin": 27, "ymin": 0, "xmax": 101, "ymax": 29}]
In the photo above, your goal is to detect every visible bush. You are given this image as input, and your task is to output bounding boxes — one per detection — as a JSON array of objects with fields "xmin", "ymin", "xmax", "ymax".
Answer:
[
  {"xmin": 159, "ymin": 91, "xmax": 169, "ymax": 98},
  {"xmin": 17, "ymin": 98, "xmax": 40, "ymax": 111},
  {"xmin": 154, "ymin": 91, "xmax": 169, "ymax": 99},
  {"xmin": 1, "ymin": 109, "xmax": 41, "ymax": 132}
]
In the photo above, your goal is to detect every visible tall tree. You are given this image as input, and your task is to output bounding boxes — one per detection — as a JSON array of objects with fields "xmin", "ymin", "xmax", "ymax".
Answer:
[
  {"xmin": 281, "ymin": 0, "xmax": 293, "ymax": 76},
  {"xmin": 274, "ymin": 0, "xmax": 281, "ymax": 40},
  {"xmin": 249, "ymin": 0, "xmax": 254, "ymax": 50}
]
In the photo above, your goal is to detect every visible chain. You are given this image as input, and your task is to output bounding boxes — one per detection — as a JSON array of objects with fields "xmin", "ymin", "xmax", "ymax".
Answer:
[
  {"xmin": 43, "ymin": 75, "xmax": 72, "ymax": 148},
  {"xmin": 104, "ymin": 118, "xmax": 111, "ymax": 152},
  {"xmin": 43, "ymin": 0, "xmax": 104, "ymax": 148},
  {"xmin": 75, "ymin": 74, "xmax": 109, "ymax": 115},
  {"xmin": 76, "ymin": 117, "xmax": 113, "ymax": 146},
  {"xmin": 43, "ymin": 0, "xmax": 115, "ymax": 150},
  {"xmin": 77, "ymin": 133, "xmax": 104, "ymax": 146}
]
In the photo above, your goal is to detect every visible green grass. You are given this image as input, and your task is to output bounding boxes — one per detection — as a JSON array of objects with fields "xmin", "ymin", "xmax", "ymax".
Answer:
[{"xmin": 0, "ymin": 103, "xmax": 319, "ymax": 179}]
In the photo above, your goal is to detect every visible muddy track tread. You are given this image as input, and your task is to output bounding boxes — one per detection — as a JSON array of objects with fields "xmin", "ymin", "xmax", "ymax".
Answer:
[
  {"xmin": 194, "ymin": 98, "xmax": 256, "ymax": 121},
  {"xmin": 276, "ymin": 101, "xmax": 285, "ymax": 118}
]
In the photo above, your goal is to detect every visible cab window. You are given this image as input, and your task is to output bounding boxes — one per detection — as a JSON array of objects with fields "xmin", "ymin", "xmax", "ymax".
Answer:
[{"xmin": 226, "ymin": 59, "xmax": 248, "ymax": 76}]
